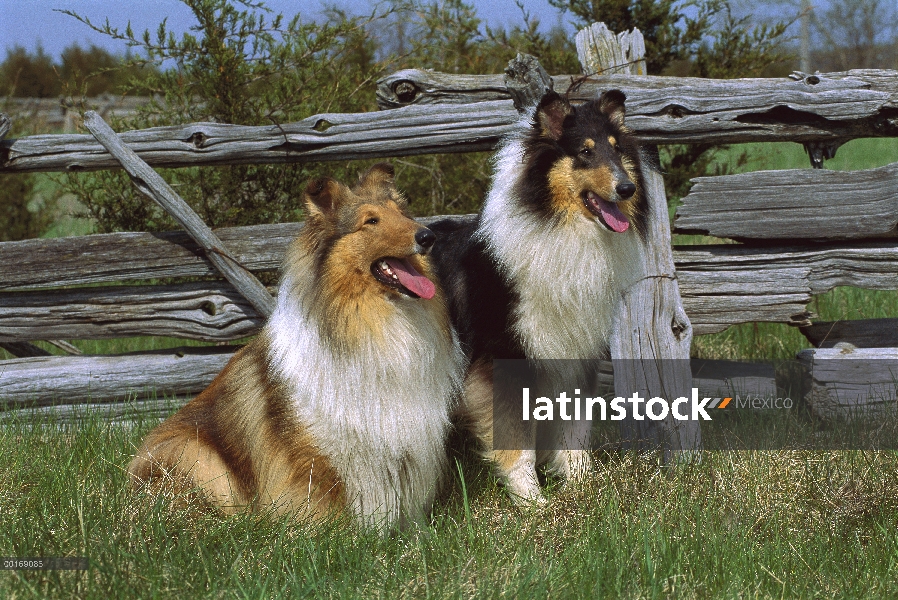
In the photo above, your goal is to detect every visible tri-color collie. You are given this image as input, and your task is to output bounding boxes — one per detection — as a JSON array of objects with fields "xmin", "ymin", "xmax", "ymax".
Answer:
[
  {"xmin": 128, "ymin": 164, "xmax": 465, "ymax": 530},
  {"xmin": 430, "ymin": 90, "xmax": 648, "ymax": 503}
]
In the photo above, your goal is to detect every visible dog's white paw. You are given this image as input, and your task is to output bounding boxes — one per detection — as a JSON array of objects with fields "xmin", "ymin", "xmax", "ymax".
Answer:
[{"xmin": 501, "ymin": 450, "xmax": 544, "ymax": 505}]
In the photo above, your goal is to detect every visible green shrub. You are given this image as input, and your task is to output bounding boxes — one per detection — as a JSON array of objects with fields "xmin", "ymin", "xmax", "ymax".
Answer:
[
  {"xmin": 54, "ymin": 0, "xmax": 790, "ymax": 231},
  {"xmin": 59, "ymin": 0, "xmax": 399, "ymax": 232},
  {"xmin": 0, "ymin": 174, "xmax": 54, "ymax": 242},
  {"xmin": 0, "ymin": 107, "xmax": 59, "ymax": 241}
]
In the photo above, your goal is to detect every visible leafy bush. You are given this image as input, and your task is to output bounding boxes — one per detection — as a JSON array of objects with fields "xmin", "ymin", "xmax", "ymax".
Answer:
[
  {"xmin": 0, "ymin": 46, "xmax": 59, "ymax": 98},
  {"xmin": 0, "ymin": 173, "xmax": 55, "ymax": 242},
  {"xmin": 0, "ymin": 110, "xmax": 58, "ymax": 241},
  {"xmin": 60, "ymin": 0, "xmax": 398, "ymax": 232},
  {"xmin": 52, "ymin": 0, "xmax": 789, "ymax": 231}
]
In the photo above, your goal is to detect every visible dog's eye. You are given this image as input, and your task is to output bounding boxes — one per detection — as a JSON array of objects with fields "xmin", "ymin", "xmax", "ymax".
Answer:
[
  {"xmin": 579, "ymin": 147, "xmax": 592, "ymax": 156},
  {"xmin": 365, "ymin": 217, "xmax": 379, "ymax": 226}
]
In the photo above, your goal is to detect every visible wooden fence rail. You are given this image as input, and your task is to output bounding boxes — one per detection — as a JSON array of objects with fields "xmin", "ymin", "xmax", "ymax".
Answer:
[
  {"xmin": 675, "ymin": 162, "xmax": 898, "ymax": 240},
  {"xmin": 2, "ymin": 95, "xmax": 150, "ymax": 132},
  {"xmin": 378, "ymin": 68, "xmax": 898, "ymax": 144},
  {"xmin": 1, "ymin": 49, "xmax": 897, "ymax": 421},
  {"xmin": 2, "ymin": 221, "xmax": 897, "ymax": 344},
  {"xmin": 3, "ymin": 69, "xmax": 898, "ymax": 174}
]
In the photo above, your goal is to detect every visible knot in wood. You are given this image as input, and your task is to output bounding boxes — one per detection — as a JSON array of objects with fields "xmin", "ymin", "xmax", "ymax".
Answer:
[
  {"xmin": 666, "ymin": 105, "xmax": 686, "ymax": 119},
  {"xmin": 187, "ymin": 131, "xmax": 208, "ymax": 148},
  {"xmin": 804, "ymin": 75, "xmax": 820, "ymax": 85},
  {"xmin": 392, "ymin": 81, "xmax": 418, "ymax": 104},
  {"xmin": 671, "ymin": 317, "xmax": 689, "ymax": 341}
]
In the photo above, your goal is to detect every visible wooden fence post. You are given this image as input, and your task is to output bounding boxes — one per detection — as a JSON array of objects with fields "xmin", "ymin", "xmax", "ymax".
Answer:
[
  {"xmin": 577, "ymin": 24, "xmax": 702, "ymax": 461},
  {"xmin": 83, "ymin": 111, "xmax": 276, "ymax": 319},
  {"xmin": 575, "ymin": 22, "xmax": 647, "ymax": 76}
]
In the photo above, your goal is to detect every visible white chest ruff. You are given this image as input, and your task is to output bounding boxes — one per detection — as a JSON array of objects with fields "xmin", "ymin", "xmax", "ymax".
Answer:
[
  {"xmin": 479, "ymin": 139, "xmax": 646, "ymax": 360},
  {"xmin": 266, "ymin": 273, "xmax": 465, "ymax": 526}
]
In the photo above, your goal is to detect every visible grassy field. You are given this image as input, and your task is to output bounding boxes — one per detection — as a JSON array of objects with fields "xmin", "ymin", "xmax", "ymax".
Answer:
[
  {"xmin": 2, "ymin": 139, "xmax": 897, "ymax": 597},
  {"xmin": 2, "ymin": 409, "xmax": 898, "ymax": 599}
]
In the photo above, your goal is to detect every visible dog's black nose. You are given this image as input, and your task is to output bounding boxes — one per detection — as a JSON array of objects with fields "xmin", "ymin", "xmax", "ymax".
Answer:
[
  {"xmin": 415, "ymin": 228, "xmax": 436, "ymax": 249},
  {"xmin": 616, "ymin": 182, "xmax": 636, "ymax": 199}
]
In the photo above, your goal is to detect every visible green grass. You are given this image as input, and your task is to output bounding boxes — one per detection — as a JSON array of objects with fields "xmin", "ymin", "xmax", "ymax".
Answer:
[
  {"xmin": 712, "ymin": 138, "xmax": 898, "ymax": 173},
  {"xmin": 3, "ymin": 409, "xmax": 898, "ymax": 599},
  {"xmin": 2, "ymin": 139, "xmax": 897, "ymax": 597}
]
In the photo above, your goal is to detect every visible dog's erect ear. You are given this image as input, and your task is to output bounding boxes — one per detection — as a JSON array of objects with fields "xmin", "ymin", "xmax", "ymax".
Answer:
[
  {"xmin": 599, "ymin": 90, "xmax": 627, "ymax": 129},
  {"xmin": 535, "ymin": 91, "xmax": 573, "ymax": 140},
  {"xmin": 304, "ymin": 177, "xmax": 344, "ymax": 218},
  {"xmin": 355, "ymin": 162, "xmax": 408, "ymax": 208},
  {"xmin": 357, "ymin": 163, "xmax": 395, "ymax": 190}
]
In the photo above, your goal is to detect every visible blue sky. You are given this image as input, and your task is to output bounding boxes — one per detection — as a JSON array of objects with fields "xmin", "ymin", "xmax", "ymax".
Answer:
[{"xmin": 1, "ymin": 0, "xmax": 571, "ymax": 59}]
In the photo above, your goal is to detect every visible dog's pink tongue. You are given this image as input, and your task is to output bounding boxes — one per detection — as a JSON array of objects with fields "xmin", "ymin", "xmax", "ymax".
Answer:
[
  {"xmin": 385, "ymin": 258, "xmax": 436, "ymax": 300},
  {"xmin": 599, "ymin": 200, "xmax": 630, "ymax": 233}
]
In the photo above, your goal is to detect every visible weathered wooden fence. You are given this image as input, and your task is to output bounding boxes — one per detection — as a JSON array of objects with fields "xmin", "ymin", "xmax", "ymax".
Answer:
[
  {"xmin": 1, "ymin": 25, "xmax": 897, "ymax": 422},
  {"xmin": 2, "ymin": 95, "xmax": 150, "ymax": 133}
]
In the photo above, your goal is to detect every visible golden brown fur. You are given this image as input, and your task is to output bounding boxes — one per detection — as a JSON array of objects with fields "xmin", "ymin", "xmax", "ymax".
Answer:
[{"xmin": 129, "ymin": 164, "xmax": 465, "ymax": 529}]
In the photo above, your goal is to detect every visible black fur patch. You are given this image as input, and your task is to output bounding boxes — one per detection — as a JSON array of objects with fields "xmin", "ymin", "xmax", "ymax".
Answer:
[
  {"xmin": 520, "ymin": 91, "xmax": 648, "ymax": 236},
  {"xmin": 430, "ymin": 90, "xmax": 651, "ymax": 367},
  {"xmin": 428, "ymin": 218, "xmax": 524, "ymax": 360}
]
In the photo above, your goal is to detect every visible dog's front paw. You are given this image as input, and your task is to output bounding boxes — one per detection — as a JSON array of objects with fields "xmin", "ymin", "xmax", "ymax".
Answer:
[{"xmin": 494, "ymin": 449, "xmax": 544, "ymax": 505}]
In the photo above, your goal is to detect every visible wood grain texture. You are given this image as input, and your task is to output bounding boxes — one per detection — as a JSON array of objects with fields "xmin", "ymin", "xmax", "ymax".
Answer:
[
  {"xmin": 0, "ymin": 222, "xmax": 301, "ymax": 291},
  {"xmin": 676, "ymin": 241, "xmax": 898, "ymax": 334},
  {"xmin": 611, "ymin": 159, "xmax": 702, "ymax": 456},
  {"xmin": 0, "ymin": 102, "xmax": 515, "ymax": 173},
  {"xmin": 0, "ymin": 346, "xmax": 237, "ymax": 408},
  {"xmin": 1, "ymin": 221, "xmax": 895, "ymax": 339},
  {"xmin": 797, "ymin": 346, "xmax": 898, "ymax": 420},
  {"xmin": 800, "ymin": 318, "xmax": 898, "ymax": 348},
  {"xmin": 571, "ymin": 25, "xmax": 702, "ymax": 458},
  {"xmin": 0, "ymin": 215, "xmax": 459, "ymax": 291},
  {"xmin": 83, "ymin": 111, "xmax": 276, "ymax": 318},
  {"xmin": 504, "ymin": 54, "xmax": 554, "ymax": 113},
  {"xmin": 575, "ymin": 24, "xmax": 647, "ymax": 76},
  {"xmin": 0, "ymin": 397, "xmax": 187, "ymax": 424},
  {"xmin": 0, "ymin": 281, "xmax": 267, "ymax": 343},
  {"xmin": 691, "ymin": 359, "xmax": 777, "ymax": 401},
  {"xmin": 376, "ymin": 68, "xmax": 898, "ymax": 144},
  {"xmin": 674, "ymin": 162, "xmax": 898, "ymax": 241},
  {"xmin": 3, "ymin": 69, "xmax": 898, "ymax": 174}
]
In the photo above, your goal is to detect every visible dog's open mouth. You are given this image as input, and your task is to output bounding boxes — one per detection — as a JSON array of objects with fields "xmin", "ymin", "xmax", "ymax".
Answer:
[
  {"xmin": 372, "ymin": 257, "xmax": 436, "ymax": 299},
  {"xmin": 584, "ymin": 191, "xmax": 630, "ymax": 233}
]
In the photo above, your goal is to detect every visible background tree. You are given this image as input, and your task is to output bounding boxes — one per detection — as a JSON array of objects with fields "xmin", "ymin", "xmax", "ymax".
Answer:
[
  {"xmin": 811, "ymin": 0, "xmax": 897, "ymax": 70},
  {"xmin": 59, "ymin": 0, "xmax": 398, "ymax": 232},
  {"xmin": 0, "ymin": 46, "xmax": 59, "ymax": 97},
  {"xmin": 740, "ymin": 0, "xmax": 898, "ymax": 71}
]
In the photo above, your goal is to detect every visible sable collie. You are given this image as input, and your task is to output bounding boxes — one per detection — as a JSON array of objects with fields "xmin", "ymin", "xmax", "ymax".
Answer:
[
  {"xmin": 128, "ymin": 164, "xmax": 465, "ymax": 530},
  {"xmin": 430, "ymin": 90, "xmax": 648, "ymax": 503}
]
